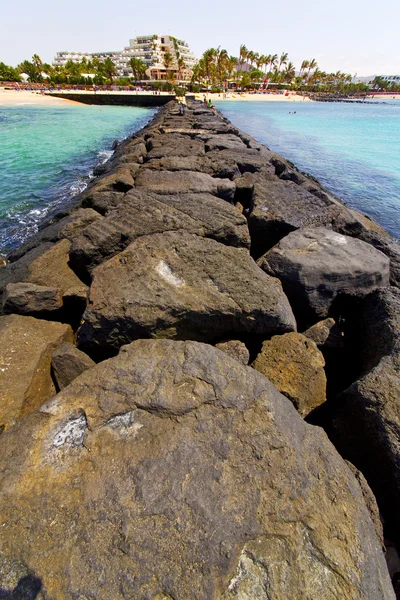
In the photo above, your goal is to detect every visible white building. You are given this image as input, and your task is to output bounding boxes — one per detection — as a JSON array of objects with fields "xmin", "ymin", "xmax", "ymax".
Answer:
[
  {"xmin": 53, "ymin": 35, "xmax": 197, "ymax": 81},
  {"xmin": 380, "ymin": 75, "xmax": 400, "ymax": 85}
]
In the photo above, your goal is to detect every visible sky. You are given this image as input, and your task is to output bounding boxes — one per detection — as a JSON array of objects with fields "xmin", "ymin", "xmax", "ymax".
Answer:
[{"xmin": 2, "ymin": 0, "xmax": 399, "ymax": 76}]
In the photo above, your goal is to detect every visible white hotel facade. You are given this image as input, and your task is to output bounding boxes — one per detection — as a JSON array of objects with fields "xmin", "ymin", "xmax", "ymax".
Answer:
[{"xmin": 53, "ymin": 35, "xmax": 197, "ymax": 82}]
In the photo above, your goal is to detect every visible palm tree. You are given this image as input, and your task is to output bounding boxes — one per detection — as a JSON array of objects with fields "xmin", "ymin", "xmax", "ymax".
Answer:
[
  {"xmin": 163, "ymin": 51, "xmax": 174, "ymax": 80},
  {"xmin": 278, "ymin": 52, "xmax": 288, "ymax": 72},
  {"xmin": 268, "ymin": 54, "xmax": 278, "ymax": 74},
  {"xmin": 239, "ymin": 45, "xmax": 248, "ymax": 69},
  {"xmin": 283, "ymin": 61, "xmax": 295, "ymax": 83},
  {"xmin": 307, "ymin": 58, "xmax": 318, "ymax": 80},
  {"xmin": 247, "ymin": 51, "xmax": 258, "ymax": 69},
  {"xmin": 101, "ymin": 57, "xmax": 117, "ymax": 83},
  {"xmin": 18, "ymin": 59, "xmax": 42, "ymax": 82},
  {"xmin": 129, "ymin": 57, "xmax": 147, "ymax": 84},
  {"xmin": 299, "ymin": 60, "xmax": 309, "ymax": 79},
  {"xmin": 177, "ymin": 57, "xmax": 185, "ymax": 82}
]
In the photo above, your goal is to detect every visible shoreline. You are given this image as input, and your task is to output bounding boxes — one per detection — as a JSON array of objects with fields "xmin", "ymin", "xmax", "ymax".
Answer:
[{"xmin": 0, "ymin": 88, "xmax": 81, "ymax": 106}]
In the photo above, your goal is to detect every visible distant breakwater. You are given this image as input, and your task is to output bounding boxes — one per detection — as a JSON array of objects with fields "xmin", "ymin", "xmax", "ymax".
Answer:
[
  {"xmin": 47, "ymin": 91, "xmax": 176, "ymax": 107},
  {"xmin": 0, "ymin": 99, "xmax": 399, "ymax": 598}
]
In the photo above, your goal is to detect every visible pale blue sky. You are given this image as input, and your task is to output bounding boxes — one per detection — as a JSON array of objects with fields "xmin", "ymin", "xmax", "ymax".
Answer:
[{"xmin": 2, "ymin": 0, "xmax": 399, "ymax": 75}]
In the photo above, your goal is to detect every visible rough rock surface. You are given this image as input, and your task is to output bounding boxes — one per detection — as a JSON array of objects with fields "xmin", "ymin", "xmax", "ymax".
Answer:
[
  {"xmin": 69, "ymin": 190, "xmax": 250, "ymax": 276},
  {"xmin": 248, "ymin": 178, "xmax": 346, "ymax": 257},
  {"xmin": 78, "ymin": 231, "xmax": 296, "ymax": 357},
  {"xmin": 252, "ymin": 332, "xmax": 327, "ymax": 417},
  {"xmin": 215, "ymin": 339, "xmax": 250, "ymax": 365},
  {"xmin": 134, "ymin": 169, "xmax": 236, "ymax": 201},
  {"xmin": 331, "ymin": 287, "xmax": 400, "ymax": 544},
  {"xmin": 0, "ymin": 315, "xmax": 73, "ymax": 431},
  {"xmin": 0, "ymin": 339, "xmax": 393, "ymax": 599},
  {"xmin": 146, "ymin": 133, "xmax": 205, "ymax": 159},
  {"xmin": 6, "ymin": 207, "xmax": 103, "ymax": 262},
  {"xmin": 260, "ymin": 227, "xmax": 390, "ymax": 325},
  {"xmin": 303, "ymin": 317, "xmax": 344, "ymax": 352},
  {"xmin": 2, "ymin": 282, "xmax": 62, "ymax": 315},
  {"xmin": 51, "ymin": 342, "xmax": 95, "ymax": 390}
]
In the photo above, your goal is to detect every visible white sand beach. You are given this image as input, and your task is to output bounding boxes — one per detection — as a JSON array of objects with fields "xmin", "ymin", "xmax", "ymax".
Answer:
[
  {"xmin": 203, "ymin": 91, "xmax": 313, "ymax": 102},
  {"xmin": 0, "ymin": 88, "xmax": 80, "ymax": 106}
]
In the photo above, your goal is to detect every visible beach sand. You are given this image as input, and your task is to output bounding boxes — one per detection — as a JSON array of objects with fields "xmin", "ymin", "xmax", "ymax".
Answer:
[
  {"xmin": 0, "ymin": 88, "xmax": 80, "ymax": 106},
  {"xmin": 204, "ymin": 91, "xmax": 313, "ymax": 102}
]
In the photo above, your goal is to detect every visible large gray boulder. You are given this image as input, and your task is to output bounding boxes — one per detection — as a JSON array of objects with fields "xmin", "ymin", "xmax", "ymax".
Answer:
[
  {"xmin": 51, "ymin": 342, "xmax": 95, "ymax": 390},
  {"xmin": 248, "ymin": 178, "xmax": 349, "ymax": 257},
  {"xmin": 2, "ymin": 282, "xmax": 62, "ymax": 316},
  {"xmin": 78, "ymin": 231, "xmax": 296, "ymax": 357},
  {"xmin": 134, "ymin": 169, "xmax": 236, "ymax": 201},
  {"xmin": 69, "ymin": 190, "xmax": 250, "ymax": 277},
  {"xmin": 331, "ymin": 287, "xmax": 400, "ymax": 544},
  {"xmin": 146, "ymin": 133, "xmax": 205, "ymax": 158},
  {"xmin": 0, "ymin": 339, "xmax": 393, "ymax": 599},
  {"xmin": 259, "ymin": 227, "xmax": 390, "ymax": 325},
  {"xmin": 206, "ymin": 148, "xmax": 274, "ymax": 175}
]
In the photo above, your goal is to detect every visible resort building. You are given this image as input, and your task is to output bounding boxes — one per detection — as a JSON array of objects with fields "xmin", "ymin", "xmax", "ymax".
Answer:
[
  {"xmin": 53, "ymin": 35, "xmax": 197, "ymax": 82},
  {"xmin": 380, "ymin": 75, "xmax": 400, "ymax": 85}
]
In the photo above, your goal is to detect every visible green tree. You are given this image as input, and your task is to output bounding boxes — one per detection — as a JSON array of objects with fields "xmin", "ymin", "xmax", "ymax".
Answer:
[
  {"xmin": 278, "ymin": 52, "xmax": 288, "ymax": 72},
  {"xmin": 0, "ymin": 62, "xmax": 21, "ymax": 81},
  {"xmin": 129, "ymin": 57, "xmax": 147, "ymax": 84},
  {"xmin": 17, "ymin": 59, "xmax": 43, "ymax": 82},
  {"xmin": 101, "ymin": 57, "xmax": 117, "ymax": 83},
  {"xmin": 163, "ymin": 51, "xmax": 174, "ymax": 80}
]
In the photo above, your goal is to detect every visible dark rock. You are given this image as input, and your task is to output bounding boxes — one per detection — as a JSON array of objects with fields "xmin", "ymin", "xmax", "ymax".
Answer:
[
  {"xmin": 331, "ymin": 288, "xmax": 400, "ymax": 544},
  {"xmin": 303, "ymin": 318, "xmax": 344, "ymax": 353},
  {"xmin": 259, "ymin": 227, "xmax": 390, "ymax": 325},
  {"xmin": 81, "ymin": 190, "xmax": 126, "ymax": 215},
  {"xmin": 203, "ymin": 134, "xmax": 247, "ymax": 152},
  {"xmin": 6, "ymin": 208, "xmax": 103, "ymax": 262},
  {"xmin": 134, "ymin": 169, "xmax": 236, "ymax": 201},
  {"xmin": 215, "ymin": 340, "xmax": 250, "ymax": 365},
  {"xmin": 207, "ymin": 149, "xmax": 273, "ymax": 174},
  {"xmin": 78, "ymin": 231, "xmax": 296, "ymax": 357},
  {"xmin": 357, "ymin": 230, "xmax": 400, "ymax": 288},
  {"xmin": 234, "ymin": 172, "xmax": 255, "ymax": 209},
  {"xmin": 252, "ymin": 332, "xmax": 326, "ymax": 417},
  {"xmin": 2, "ymin": 282, "xmax": 62, "ymax": 316},
  {"xmin": 146, "ymin": 133, "xmax": 205, "ymax": 159},
  {"xmin": 69, "ymin": 190, "xmax": 250, "ymax": 277},
  {"xmin": 51, "ymin": 342, "xmax": 95, "ymax": 390},
  {"xmin": 248, "ymin": 178, "xmax": 348, "ymax": 257},
  {"xmin": 0, "ymin": 339, "xmax": 393, "ymax": 599},
  {"xmin": 86, "ymin": 167, "xmax": 135, "ymax": 194},
  {"xmin": 332, "ymin": 355, "xmax": 400, "ymax": 544}
]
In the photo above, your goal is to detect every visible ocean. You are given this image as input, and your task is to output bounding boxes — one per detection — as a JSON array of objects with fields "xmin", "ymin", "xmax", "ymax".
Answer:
[
  {"xmin": 215, "ymin": 100, "xmax": 400, "ymax": 239},
  {"xmin": 0, "ymin": 104, "xmax": 155, "ymax": 254}
]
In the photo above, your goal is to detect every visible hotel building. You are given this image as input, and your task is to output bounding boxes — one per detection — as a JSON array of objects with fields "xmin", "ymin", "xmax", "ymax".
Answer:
[{"xmin": 53, "ymin": 35, "xmax": 197, "ymax": 82}]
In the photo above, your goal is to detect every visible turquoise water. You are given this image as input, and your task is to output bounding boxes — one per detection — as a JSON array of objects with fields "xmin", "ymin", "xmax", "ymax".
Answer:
[
  {"xmin": 215, "ymin": 100, "xmax": 400, "ymax": 239},
  {"xmin": 0, "ymin": 104, "xmax": 155, "ymax": 253}
]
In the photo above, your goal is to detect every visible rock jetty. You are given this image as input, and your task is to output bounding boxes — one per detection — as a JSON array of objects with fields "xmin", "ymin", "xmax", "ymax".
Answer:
[{"xmin": 0, "ymin": 98, "xmax": 399, "ymax": 599}]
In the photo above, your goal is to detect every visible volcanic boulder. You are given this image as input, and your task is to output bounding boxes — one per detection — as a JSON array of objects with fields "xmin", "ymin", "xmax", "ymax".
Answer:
[
  {"xmin": 252, "ymin": 332, "xmax": 327, "ymax": 417},
  {"xmin": 0, "ymin": 314, "xmax": 73, "ymax": 431},
  {"xmin": 259, "ymin": 227, "xmax": 390, "ymax": 325},
  {"xmin": 69, "ymin": 190, "xmax": 250, "ymax": 277},
  {"xmin": 0, "ymin": 340, "xmax": 393, "ymax": 599},
  {"xmin": 78, "ymin": 231, "xmax": 296, "ymax": 358}
]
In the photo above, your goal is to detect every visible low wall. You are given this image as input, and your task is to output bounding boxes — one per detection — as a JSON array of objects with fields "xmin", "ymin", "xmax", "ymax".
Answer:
[{"xmin": 47, "ymin": 92, "xmax": 175, "ymax": 106}]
